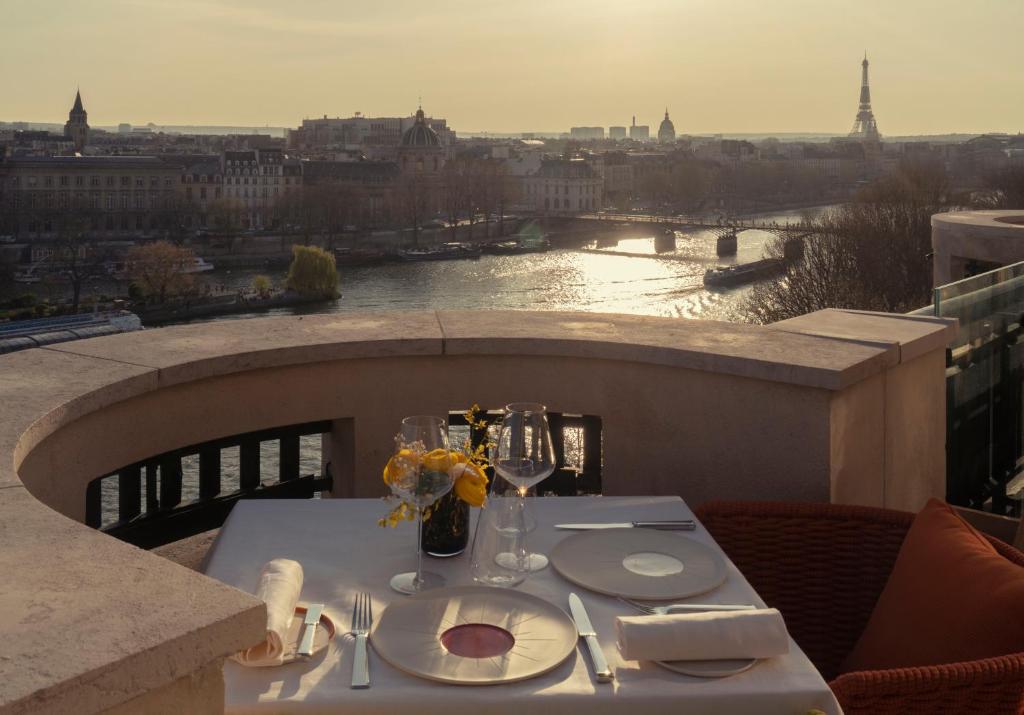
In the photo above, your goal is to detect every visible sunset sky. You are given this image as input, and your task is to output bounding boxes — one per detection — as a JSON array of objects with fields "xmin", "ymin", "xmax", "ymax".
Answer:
[{"xmin": 3, "ymin": 0, "xmax": 1022, "ymax": 135}]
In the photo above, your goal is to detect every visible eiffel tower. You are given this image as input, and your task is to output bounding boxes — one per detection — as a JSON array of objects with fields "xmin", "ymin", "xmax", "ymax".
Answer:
[{"xmin": 849, "ymin": 53, "xmax": 880, "ymax": 142}]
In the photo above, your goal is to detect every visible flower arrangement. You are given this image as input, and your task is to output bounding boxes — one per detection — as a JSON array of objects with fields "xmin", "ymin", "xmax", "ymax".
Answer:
[{"xmin": 378, "ymin": 405, "xmax": 491, "ymax": 527}]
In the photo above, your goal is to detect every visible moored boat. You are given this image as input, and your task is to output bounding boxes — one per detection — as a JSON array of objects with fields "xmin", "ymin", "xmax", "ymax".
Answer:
[{"xmin": 703, "ymin": 258, "xmax": 786, "ymax": 288}]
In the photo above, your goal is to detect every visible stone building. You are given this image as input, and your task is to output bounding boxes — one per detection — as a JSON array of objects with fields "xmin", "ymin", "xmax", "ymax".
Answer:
[
  {"xmin": 658, "ymin": 109, "xmax": 676, "ymax": 144},
  {"xmin": 64, "ymin": 90, "xmax": 90, "ymax": 154},
  {"xmin": 0, "ymin": 155, "xmax": 182, "ymax": 238},
  {"xmin": 522, "ymin": 159, "xmax": 603, "ymax": 215},
  {"xmin": 289, "ymin": 111, "xmax": 454, "ymax": 151},
  {"xmin": 219, "ymin": 148, "xmax": 300, "ymax": 229}
]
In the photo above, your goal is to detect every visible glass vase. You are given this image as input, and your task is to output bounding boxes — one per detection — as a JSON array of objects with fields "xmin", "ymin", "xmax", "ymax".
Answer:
[{"xmin": 421, "ymin": 489, "xmax": 470, "ymax": 557}]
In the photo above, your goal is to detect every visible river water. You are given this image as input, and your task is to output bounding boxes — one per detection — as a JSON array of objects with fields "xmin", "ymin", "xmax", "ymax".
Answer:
[{"xmin": 184, "ymin": 206, "xmax": 828, "ymax": 325}]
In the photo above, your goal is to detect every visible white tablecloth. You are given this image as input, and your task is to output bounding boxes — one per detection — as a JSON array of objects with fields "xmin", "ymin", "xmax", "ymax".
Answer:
[{"xmin": 205, "ymin": 496, "xmax": 842, "ymax": 715}]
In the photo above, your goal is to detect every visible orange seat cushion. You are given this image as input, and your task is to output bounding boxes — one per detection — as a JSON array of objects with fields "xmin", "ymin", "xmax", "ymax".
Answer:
[{"xmin": 841, "ymin": 498, "xmax": 1024, "ymax": 673}]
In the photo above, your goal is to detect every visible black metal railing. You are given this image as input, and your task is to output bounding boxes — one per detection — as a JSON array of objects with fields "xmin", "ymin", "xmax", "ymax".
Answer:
[
  {"xmin": 946, "ymin": 319, "xmax": 1024, "ymax": 517},
  {"xmin": 86, "ymin": 421, "xmax": 332, "ymax": 549},
  {"xmin": 448, "ymin": 409, "xmax": 603, "ymax": 496}
]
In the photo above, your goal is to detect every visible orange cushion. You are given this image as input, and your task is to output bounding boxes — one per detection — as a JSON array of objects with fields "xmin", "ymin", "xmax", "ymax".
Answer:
[{"xmin": 841, "ymin": 498, "xmax": 1024, "ymax": 672}]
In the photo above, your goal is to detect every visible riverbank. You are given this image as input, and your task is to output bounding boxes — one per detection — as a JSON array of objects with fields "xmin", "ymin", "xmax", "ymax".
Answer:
[{"xmin": 135, "ymin": 291, "xmax": 336, "ymax": 325}]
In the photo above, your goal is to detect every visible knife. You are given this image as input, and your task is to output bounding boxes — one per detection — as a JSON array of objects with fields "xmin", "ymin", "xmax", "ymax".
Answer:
[
  {"xmin": 297, "ymin": 603, "xmax": 325, "ymax": 658},
  {"xmin": 568, "ymin": 593, "xmax": 614, "ymax": 683},
  {"xmin": 555, "ymin": 520, "xmax": 696, "ymax": 531}
]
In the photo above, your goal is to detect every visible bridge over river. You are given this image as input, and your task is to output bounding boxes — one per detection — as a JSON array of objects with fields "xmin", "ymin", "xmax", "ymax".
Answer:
[{"xmin": 576, "ymin": 212, "xmax": 814, "ymax": 238}]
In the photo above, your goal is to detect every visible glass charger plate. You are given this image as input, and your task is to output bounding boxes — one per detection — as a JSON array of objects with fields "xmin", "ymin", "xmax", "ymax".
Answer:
[
  {"xmin": 369, "ymin": 585, "xmax": 577, "ymax": 685},
  {"xmin": 549, "ymin": 529, "xmax": 727, "ymax": 600}
]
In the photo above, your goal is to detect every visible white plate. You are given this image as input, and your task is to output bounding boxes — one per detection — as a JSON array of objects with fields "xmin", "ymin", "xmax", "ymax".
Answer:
[
  {"xmin": 550, "ymin": 529, "xmax": 727, "ymax": 600},
  {"xmin": 656, "ymin": 657, "xmax": 757, "ymax": 678},
  {"xmin": 369, "ymin": 585, "xmax": 578, "ymax": 685}
]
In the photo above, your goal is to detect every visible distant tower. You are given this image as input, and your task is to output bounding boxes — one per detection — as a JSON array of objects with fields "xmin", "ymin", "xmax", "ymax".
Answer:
[
  {"xmin": 849, "ymin": 54, "xmax": 880, "ymax": 143},
  {"xmin": 64, "ymin": 89, "xmax": 90, "ymax": 153},
  {"xmin": 658, "ymin": 108, "xmax": 676, "ymax": 143}
]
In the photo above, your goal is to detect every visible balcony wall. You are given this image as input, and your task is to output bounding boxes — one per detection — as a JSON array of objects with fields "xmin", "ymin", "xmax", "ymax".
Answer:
[
  {"xmin": 932, "ymin": 210, "xmax": 1024, "ymax": 285},
  {"xmin": 0, "ymin": 309, "xmax": 954, "ymax": 714}
]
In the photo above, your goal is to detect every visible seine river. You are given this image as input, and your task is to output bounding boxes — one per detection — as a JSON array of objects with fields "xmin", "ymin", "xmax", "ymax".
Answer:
[{"xmin": 190, "ymin": 206, "xmax": 830, "ymax": 325}]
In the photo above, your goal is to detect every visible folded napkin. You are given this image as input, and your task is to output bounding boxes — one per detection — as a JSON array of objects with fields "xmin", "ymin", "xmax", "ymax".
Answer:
[
  {"xmin": 232, "ymin": 558, "xmax": 304, "ymax": 667},
  {"xmin": 616, "ymin": 608, "xmax": 790, "ymax": 662}
]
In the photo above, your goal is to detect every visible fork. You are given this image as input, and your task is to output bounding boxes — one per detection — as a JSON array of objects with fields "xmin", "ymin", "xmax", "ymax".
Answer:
[
  {"xmin": 351, "ymin": 592, "xmax": 372, "ymax": 689},
  {"xmin": 618, "ymin": 596, "xmax": 757, "ymax": 615}
]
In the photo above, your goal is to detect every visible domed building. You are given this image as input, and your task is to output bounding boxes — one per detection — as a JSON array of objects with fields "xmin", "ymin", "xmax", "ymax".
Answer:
[
  {"xmin": 657, "ymin": 109, "xmax": 676, "ymax": 144},
  {"xmin": 398, "ymin": 106, "xmax": 446, "ymax": 176}
]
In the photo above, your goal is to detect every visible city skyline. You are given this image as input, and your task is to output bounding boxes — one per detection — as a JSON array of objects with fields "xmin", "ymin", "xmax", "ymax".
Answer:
[{"xmin": 3, "ymin": 0, "xmax": 1023, "ymax": 135}]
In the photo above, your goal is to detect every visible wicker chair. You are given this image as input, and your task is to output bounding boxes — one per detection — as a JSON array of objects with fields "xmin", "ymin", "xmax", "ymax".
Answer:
[{"xmin": 694, "ymin": 501, "xmax": 1024, "ymax": 715}]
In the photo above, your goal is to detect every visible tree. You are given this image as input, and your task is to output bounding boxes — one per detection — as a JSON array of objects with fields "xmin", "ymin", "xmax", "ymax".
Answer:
[
  {"xmin": 396, "ymin": 174, "xmax": 429, "ymax": 246},
  {"xmin": 49, "ymin": 211, "xmax": 110, "ymax": 313},
  {"xmin": 743, "ymin": 160, "xmax": 960, "ymax": 324},
  {"xmin": 252, "ymin": 274, "xmax": 273, "ymax": 299},
  {"xmin": 976, "ymin": 166, "xmax": 1024, "ymax": 209},
  {"xmin": 126, "ymin": 241, "xmax": 196, "ymax": 304},
  {"xmin": 285, "ymin": 245, "xmax": 339, "ymax": 300}
]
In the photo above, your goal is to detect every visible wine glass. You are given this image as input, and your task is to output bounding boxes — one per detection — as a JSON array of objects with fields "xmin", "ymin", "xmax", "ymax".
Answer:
[
  {"xmin": 493, "ymin": 403, "xmax": 556, "ymax": 574},
  {"xmin": 387, "ymin": 415, "xmax": 454, "ymax": 595}
]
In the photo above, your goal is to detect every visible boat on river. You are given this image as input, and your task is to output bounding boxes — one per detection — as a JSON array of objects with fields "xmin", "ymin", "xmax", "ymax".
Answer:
[
  {"xmin": 397, "ymin": 243, "xmax": 482, "ymax": 262},
  {"xmin": 334, "ymin": 247, "xmax": 388, "ymax": 267},
  {"xmin": 703, "ymin": 258, "xmax": 786, "ymax": 288},
  {"xmin": 482, "ymin": 237, "xmax": 551, "ymax": 255}
]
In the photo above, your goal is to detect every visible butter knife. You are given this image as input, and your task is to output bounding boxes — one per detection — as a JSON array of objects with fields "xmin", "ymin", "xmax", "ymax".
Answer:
[
  {"xmin": 568, "ymin": 593, "xmax": 614, "ymax": 682},
  {"xmin": 297, "ymin": 603, "xmax": 324, "ymax": 658},
  {"xmin": 555, "ymin": 520, "xmax": 696, "ymax": 530}
]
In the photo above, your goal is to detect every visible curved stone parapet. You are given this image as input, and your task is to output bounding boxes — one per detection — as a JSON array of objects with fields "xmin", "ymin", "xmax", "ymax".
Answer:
[
  {"xmin": 932, "ymin": 210, "xmax": 1024, "ymax": 285},
  {"xmin": 0, "ymin": 309, "xmax": 955, "ymax": 713}
]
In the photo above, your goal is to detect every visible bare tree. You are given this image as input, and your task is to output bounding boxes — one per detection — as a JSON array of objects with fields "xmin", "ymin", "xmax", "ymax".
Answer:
[
  {"xmin": 126, "ymin": 241, "xmax": 196, "ymax": 304},
  {"xmin": 976, "ymin": 166, "xmax": 1024, "ymax": 209},
  {"xmin": 49, "ymin": 211, "xmax": 110, "ymax": 313},
  {"xmin": 743, "ymin": 160, "xmax": 960, "ymax": 324}
]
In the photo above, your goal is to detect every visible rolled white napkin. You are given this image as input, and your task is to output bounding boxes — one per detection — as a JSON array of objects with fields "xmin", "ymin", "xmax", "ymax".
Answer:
[
  {"xmin": 232, "ymin": 558, "xmax": 305, "ymax": 667},
  {"xmin": 616, "ymin": 608, "xmax": 790, "ymax": 662}
]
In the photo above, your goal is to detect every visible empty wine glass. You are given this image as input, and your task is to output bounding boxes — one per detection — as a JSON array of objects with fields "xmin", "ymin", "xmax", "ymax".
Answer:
[
  {"xmin": 387, "ymin": 415, "xmax": 454, "ymax": 595},
  {"xmin": 493, "ymin": 403, "xmax": 556, "ymax": 574}
]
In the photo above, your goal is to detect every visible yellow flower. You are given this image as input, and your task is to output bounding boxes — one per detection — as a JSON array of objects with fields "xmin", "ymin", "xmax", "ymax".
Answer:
[
  {"xmin": 422, "ymin": 448, "xmax": 454, "ymax": 473},
  {"xmin": 383, "ymin": 448, "xmax": 418, "ymax": 485},
  {"xmin": 451, "ymin": 462, "xmax": 489, "ymax": 507}
]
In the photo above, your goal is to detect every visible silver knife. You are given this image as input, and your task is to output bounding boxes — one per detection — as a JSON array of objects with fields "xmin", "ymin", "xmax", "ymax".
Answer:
[
  {"xmin": 555, "ymin": 520, "xmax": 696, "ymax": 530},
  {"xmin": 297, "ymin": 603, "xmax": 324, "ymax": 657},
  {"xmin": 568, "ymin": 593, "xmax": 614, "ymax": 683}
]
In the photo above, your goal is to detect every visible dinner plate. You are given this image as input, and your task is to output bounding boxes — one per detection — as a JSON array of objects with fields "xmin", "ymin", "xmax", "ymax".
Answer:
[
  {"xmin": 550, "ymin": 529, "xmax": 727, "ymax": 600},
  {"xmin": 656, "ymin": 657, "xmax": 757, "ymax": 678},
  {"xmin": 369, "ymin": 585, "xmax": 578, "ymax": 685}
]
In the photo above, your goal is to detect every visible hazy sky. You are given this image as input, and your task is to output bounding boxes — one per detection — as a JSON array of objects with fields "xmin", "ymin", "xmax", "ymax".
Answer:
[{"xmin": 3, "ymin": 0, "xmax": 1022, "ymax": 135}]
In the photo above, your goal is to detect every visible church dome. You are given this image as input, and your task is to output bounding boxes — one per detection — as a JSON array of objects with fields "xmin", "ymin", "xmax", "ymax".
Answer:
[
  {"xmin": 401, "ymin": 107, "xmax": 441, "ymax": 147},
  {"xmin": 658, "ymin": 109, "xmax": 675, "ymax": 143}
]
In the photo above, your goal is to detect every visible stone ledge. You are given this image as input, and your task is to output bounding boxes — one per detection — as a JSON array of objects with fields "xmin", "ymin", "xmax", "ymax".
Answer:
[
  {"xmin": 768, "ymin": 309, "xmax": 958, "ymax": 364},
  {"xmin": 0, "ymin": 487, "xmax": 265, "ymax": 715},
  {"xmin": 437, "ymin": 309, "xmax": 896, "ymax": 390},
  {"xmin": 44, "ymin": 311, "xmax": 446, "ymax": 389}
]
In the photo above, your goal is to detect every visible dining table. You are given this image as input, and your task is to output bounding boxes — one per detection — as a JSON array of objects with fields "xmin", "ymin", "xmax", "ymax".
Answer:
[{"xmin": 204, "ymin": 495, "xmax": 843, "ymax": 715}]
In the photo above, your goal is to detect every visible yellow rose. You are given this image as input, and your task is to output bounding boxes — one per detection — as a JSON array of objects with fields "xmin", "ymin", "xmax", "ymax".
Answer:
[
  {"xmin": 422, "ymin": 448, "xmax": 454, "ymax": 473},
  {"xmin": 383, "ymin": 448, "xmax": 418, "ymax": 485},
  {"xmin": 451, "ymin": 462, "xmax": 488, "ymax": 507}
]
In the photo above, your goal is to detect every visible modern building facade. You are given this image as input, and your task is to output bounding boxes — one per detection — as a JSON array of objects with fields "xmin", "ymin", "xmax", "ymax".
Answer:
[
  {"xmin": 570, "ymin": 127, "xmax": 604, "ymax": 141},
  {"xmin": 608, "ymin": 126, "xmax": 627, "ymax": 140},
  {"xmin": 629, "ymin": 116, "xmax": 650, "ymax": 141}
]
